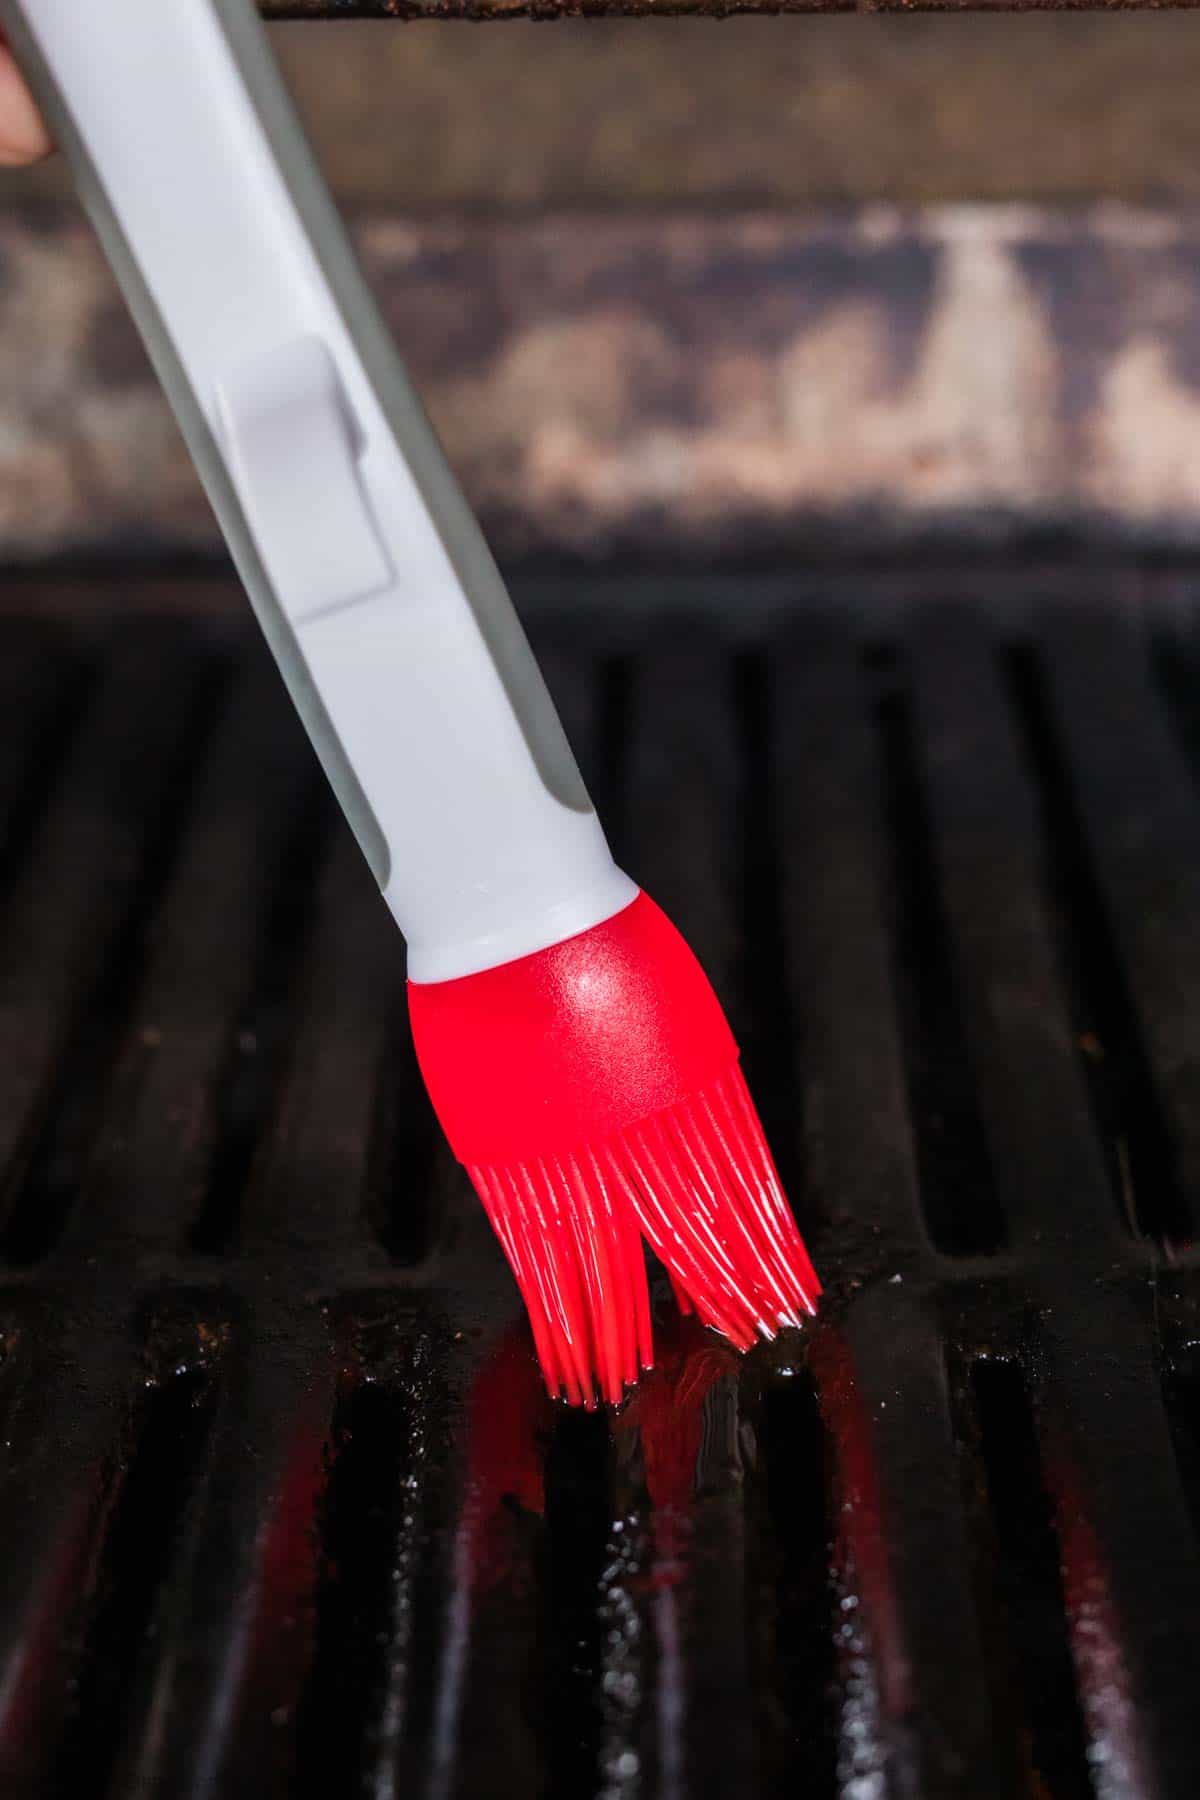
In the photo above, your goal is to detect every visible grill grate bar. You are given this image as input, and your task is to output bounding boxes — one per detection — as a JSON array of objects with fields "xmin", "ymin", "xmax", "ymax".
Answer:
[
  {"xmin": 829, "ymin": 1289, "xmax": 1017, "ymax": 1798},
  {"xmin": 754, "ymin": 1374, "xmax": 838, "ymax": 1800},
  {"xmin": 0, "ymin": 630, "xmax": 223, "ymax": 1262},
  {"xmin": 298, "ymin": 1380, "xmax": 424, "ymax": 1800},
  {"xmin": 872, "ymin": 658, "xmax": 1004, "ymax": 1259},
  {"xmin": 0, "ymin": 1301, "xmax": 150, "ymax": 1796},
  {"xmin": 417, "ymin": 1325, "xmax": 548, "ymax": 1800},
  {"xmin": 615, "ymin": 1354, "xmax": 762, "ymax": 1800},
  {"xmin": 56, "ymin": 654, "xmax": 318, "ymax": 1260},
  {"xmin": 237, "ymin": 823, "xmax": 404, "ymax": 1259},
  {"xmin": 618, "ymin": 628, "xmax": 741, "ymax": 995},
  {"xmin": 58, "ymin": 1365, "xmax": 218, "ymax": 1800},
  {"xmin": 0, "ymin": 632, "xmax": 87, "ymax": 904},
  {"xmin": 1036, "ymin": 607, "xmax": 1200, "ymax": 1250},
  {"xmin": 771, "ymin": 621, "xmax": 927, "ymax": 1274},
  {"xmin": 119, "ymin": 1317, "xmax": 335, "ymax": 1800},
  {"xmin": 1032, "ymin": 1283, "xmax": 1200, "ymax": 1798},
  {"xmin": 961, "ymin": 1356, "xmax": 1094, "ymax": 1799},
  {"xmin": 906, "ymin": 607, "xmax": 1123, "ymax": 1258},
  {"xmin": 1, "ymin": 587, "xmax": 1200, "ymax": 1797},
  {"xmin": 735, "ymin": 652, "xmax": 801, "ymax": 1204}
]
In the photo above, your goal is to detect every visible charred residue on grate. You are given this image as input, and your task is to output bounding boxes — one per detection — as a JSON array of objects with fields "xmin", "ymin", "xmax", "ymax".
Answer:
[
  {"xmin": 1005, "ymin": 642, "xmax": 1186, "ymax": 1250},
  {"xmin": 868, "ymin": 652, "xmax": 1002, "ymax": 1257}
]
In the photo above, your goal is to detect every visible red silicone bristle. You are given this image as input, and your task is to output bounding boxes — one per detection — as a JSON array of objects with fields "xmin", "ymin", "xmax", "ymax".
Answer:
[
  {"xmin": 668, "ymin": 1270, "xmax": 694, "ymax": 1317},
  {"xmin": 467, "ymin": 1063, "xmax": 819, "ymax": 1406},
  {"xmin": 616, "ymin": 1066, "xmax": 820, "ymax": 1347},
  {"xmin": 468, "ymin": 1152, "xmax": 652, "ymax": 1408},
  {"xmin": 411, "ymin": 889, "xmax": 821, "ymax": 1407}
]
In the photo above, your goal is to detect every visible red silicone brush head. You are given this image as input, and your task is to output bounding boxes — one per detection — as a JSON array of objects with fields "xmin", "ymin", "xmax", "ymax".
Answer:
[{"xmin": 408, "ymin": 890, "xmax": 820, "ymax": 1406}]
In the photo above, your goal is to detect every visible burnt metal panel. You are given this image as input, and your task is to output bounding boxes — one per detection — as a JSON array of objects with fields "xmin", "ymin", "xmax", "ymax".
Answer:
[
  {"xmin": 15, "ymin": 210, "xmax": 1200, "ymax": 563},
  {"xmin": 263, "ymin": 1, "xmax": 1200, "ymax": 14}
]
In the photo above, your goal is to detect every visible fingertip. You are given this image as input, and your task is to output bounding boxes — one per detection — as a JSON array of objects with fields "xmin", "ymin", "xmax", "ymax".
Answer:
[{"xmin": 0, "ymin": 44, "xmax": 51, "ymax": 167}]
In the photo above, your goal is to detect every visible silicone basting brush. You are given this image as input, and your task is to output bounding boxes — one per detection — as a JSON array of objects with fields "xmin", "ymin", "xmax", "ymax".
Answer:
[{"xmin": 4, "ymin": 0, "xmax": 820, "ymax": 1403}]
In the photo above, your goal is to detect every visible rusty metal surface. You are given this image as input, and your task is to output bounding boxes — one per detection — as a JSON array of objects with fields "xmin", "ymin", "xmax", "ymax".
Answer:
[
  {"xmin": 21, "ymin": 18, "xmax": 1200, "ymax": 212},
  {"xmin": 7, "ymin": 205, "xmax": 1200, "ymax": 559}
]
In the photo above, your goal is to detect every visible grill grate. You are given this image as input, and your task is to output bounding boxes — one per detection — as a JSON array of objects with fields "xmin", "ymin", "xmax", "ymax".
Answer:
[{"xmin": 2, "ymin": 577, "xmax": 1200, "ymax": 1798}]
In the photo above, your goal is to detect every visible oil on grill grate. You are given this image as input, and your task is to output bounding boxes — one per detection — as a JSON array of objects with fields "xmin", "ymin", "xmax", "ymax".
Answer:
[{"xmin": 2, "ymin": 580, "xmax": 1200, "ymax": 1798}]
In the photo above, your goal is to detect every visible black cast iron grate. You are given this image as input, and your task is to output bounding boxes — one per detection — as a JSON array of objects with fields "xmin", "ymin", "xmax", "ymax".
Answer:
[{"xmin": 2, "ymin": 572, "xmax": 1200, "ymax": 1799}]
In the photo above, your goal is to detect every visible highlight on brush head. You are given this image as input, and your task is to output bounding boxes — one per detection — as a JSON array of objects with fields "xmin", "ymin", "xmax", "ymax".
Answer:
[{"xmin": 409, "ymin": 889, "xmax": 821, "ymax": 1407}]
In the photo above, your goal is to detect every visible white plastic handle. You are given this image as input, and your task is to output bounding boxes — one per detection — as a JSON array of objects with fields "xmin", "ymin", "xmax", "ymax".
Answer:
[
  {"xmin": 4, "ymin": 0, "xmax": 635, "ymax": 981},
  {"xmin": 217, "ymin": 334, "xmax": 395, "ymax": 626}
]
